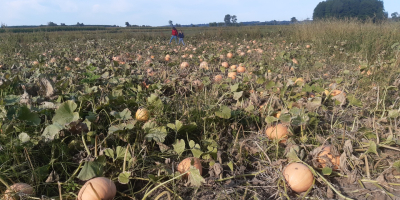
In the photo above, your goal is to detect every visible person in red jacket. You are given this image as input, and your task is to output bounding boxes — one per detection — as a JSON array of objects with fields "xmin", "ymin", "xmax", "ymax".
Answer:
[{"xmin": 169, "ymin": 27, "xmax": 178, "ymax": 44}]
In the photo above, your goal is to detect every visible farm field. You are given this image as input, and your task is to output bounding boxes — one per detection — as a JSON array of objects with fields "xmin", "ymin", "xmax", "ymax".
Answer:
[{"xmin": 1, "ymin": 20, "xmax": 400, "ymax": 199}]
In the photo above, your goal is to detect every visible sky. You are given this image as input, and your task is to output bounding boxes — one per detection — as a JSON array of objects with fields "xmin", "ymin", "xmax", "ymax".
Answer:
[{"xmin": 1, "ymin": 0, "xmax": 399, "ymax": 27}]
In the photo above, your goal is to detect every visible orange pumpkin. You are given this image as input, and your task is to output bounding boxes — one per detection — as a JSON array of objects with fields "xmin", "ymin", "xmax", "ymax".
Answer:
[
  {"xmin": 177, "ymin": 157, "xmax": 202, "ymax": 179},
  {"xmin": 265, "ymin": 124, "xmax": 289, "ymax": 142},
  {"xmin": 78, "ymin": 177, "xmax": 116, "ymax": 200},
  {"xmin": 283, "ymin": 163, "xmax": 314, "ymax": 193}
]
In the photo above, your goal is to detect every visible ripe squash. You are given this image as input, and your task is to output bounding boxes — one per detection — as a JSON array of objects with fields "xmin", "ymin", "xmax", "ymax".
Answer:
[
  {"xmin": 283, "ymin": 163, "xmax": 314, "ymax": 193},
  {"xmin": 136, "ymin": 108, "xmax": 149, "ymax": 122},
  {"xmin": 265, "ymin": 124, "xmax": 289, "ymax": 142},
  {"xmin": 177, "ymin": 157, "xmax": 202, "ymax": 179},
  {"xmin": 78, "ymin": 177, "xmax": 116, "ymax": 200}
]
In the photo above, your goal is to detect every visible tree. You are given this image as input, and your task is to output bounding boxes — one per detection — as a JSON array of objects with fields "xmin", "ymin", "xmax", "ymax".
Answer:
[
  {"xmin": 125, "ymin": 22, "xmax": 130, "ymax": 27},
  {"xmin": 76, "ymin": 22, "xmax": 84, "ymax": 26},
  {"xmin": 290, "ymin": 17, "xmax": 298, "ymax": 23},
  {"xmin": 224, "ymin": 14, "xmax": 231, "ymax": 26},
  {"xmin": 231, "ymin": 15, "xmax": 237, "ymax": 24},
  {"xmin": 47, "ymin": 22, "xmax": 57, "ymax": 26},
  {"xmin": 60, "ymin": 23, "xmax": 66, "ymax": 26},
  {"xmin": 391, "ymin": 12, "xmax": 399, "ymax": 21},
  {"xmin": 313, "ymin": 0, "xmax": 386, "ymax": 22},
  {"xmin": 169, "ymin": 20, "xmax": 173, "ymax": 26}
]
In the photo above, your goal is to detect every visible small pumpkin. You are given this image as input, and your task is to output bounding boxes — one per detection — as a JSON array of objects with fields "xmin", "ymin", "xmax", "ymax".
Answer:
[
  {"xmin": 180, "ymin": 62, "xmax": 189, "ymax": 69},
  {"xmin": 237, "ymin": 66, "xmax": 246, "ymax": 73},
  {"xmin": 199, "ymin": 61, "xmax": 209, "ymax": 70},
  {"xmin": 283, "ymin": 163, "xmax": 314, "ymax": 193},
  {"xmin": 265, "ymin": 124, "xmax": 289, "ymax": 142},
  {"xmin": 177, "ymin": 157, "xmax": 202, "ymax": 179},
  {"xmin": 136, "ymin": 108, "xmax": 150, "ymax": 122},
  {"xmin": 74, "ymin": 57, "xmax": 81, "ymax": 62},
  {"xmin": 228, "ymin": 72, "xmax": 237, "ymax": 80},
  {"xmin": 78, "ymin": 177, "xmax": 116, "ymax": 200},
  {"xmin": 221, "ymin": 62, "xmax": 229, "ymax": 68},
  {"xmin": 227, "ymin": 52, "xmax": 233, "ymax": 58},
  {"xmin": 214, "ymin": 75, "xmax": 223, "ymax": 83}
]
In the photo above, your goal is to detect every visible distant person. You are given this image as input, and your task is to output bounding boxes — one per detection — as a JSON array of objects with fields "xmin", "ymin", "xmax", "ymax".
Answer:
[
  {"xmin": 178, "ymin": 30, "xmax": 185, "ymax": 46},
  {"xmin": 169, "ymin": 27, "xmax": 178, "ymax": 44}
]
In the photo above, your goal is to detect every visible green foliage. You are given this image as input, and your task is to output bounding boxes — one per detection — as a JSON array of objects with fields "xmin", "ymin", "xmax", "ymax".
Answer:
[{"xmin": 313, "ymin": 0, "xmax": 386, "ymax": 21}]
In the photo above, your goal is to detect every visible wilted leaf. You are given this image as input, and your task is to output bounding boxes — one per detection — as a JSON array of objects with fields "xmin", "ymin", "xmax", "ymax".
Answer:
[
  {"xmin": 42, "ymin": 124, "xmax": 64, "ymax": 141},
  {"xmin": 306, "ymin": 97, "xmax": 322, "ymax": 111},
  {"xmin": 188, "ymin": 166, "xmax": 205, "ymax": 187},
  {"xmin": 52, "ymin": 100, "xmax": 79, "ymax": 126}
]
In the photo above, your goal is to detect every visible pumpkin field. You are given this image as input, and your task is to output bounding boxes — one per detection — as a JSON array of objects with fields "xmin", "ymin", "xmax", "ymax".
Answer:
[{"xmin": 2, "ymin": 19, "xmax": 400, "ymax": 199}]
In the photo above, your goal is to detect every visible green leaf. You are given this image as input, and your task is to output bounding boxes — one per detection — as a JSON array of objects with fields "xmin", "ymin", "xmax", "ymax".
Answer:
[
  {"xmin": 110, "ymin": 108, "xmax": 132, "ymax": 120},
  {"xmin": 230, "ymin": 83, "xmax": 239, "ymax": 92},
  {"xmin": 104, "ymin": 148, "xmax": 115, "ymax": 160},
  {"xmin": 233, "ymin": 91, "xmax": 243, "ymax": 101},
  {"xmin": 115, "ymin": 146, "xmax": 131, "ymax": 160},
  {"xmin": 4, "ymin": 95, "xmax": 20, "ymax": 106},
  {"xmin": 322, "ymin": 167, "xmax": 333, "ymax": 175},
  {"xmin": 388, "ymin": 110, "xmax": 400, "ymax": 119},
  {"xmin": 347, "ymin": 94, "xmax": 362, "ymax": 107},
  {"xmin": 173, "ymin": 139, "xmax": 185, "ymax": 156},
  {"xmin": 167, "ymin": 120, "xmax": 183, "ymax": 132},
  {"xmin": 145, "ymin": 126, "xmax": 168, "ymax": 142},
  {"xmin": 366, "ymin": 141, "xmax": 379, "ymax": 156},
  {"xmin": 77, "ymin": 157, "xmax": 106, "ymax": 181},
  {"xmin": 286, "ymin": 148, "xmax": 300, "ymax": 162},
  {"xmin": 215, "ymin": 105, "xmax": 231, "ymax": 119},
  {"xmin": 147, "ymin": 93, "xmax": 159, "ymax": 104},
  {"xmin": 52, "ymin": 100, "xmax": 79, "ymax": 126},
  {"xmin": 118, "ymin": 171, "xmax": 131, "ymax": 184},
  {"xmin": 227, "ymin": 161, "xmax": 234, "ymax": 172},
  {"xmin": 189, "ymin": 140, "xmax": 195, "ymax": 148},
  {"xmin": 245, "ymin": 104, "xmax": 254, "ymax": 112},
  {"xmin": 17, "ymin": 106, "xmax": 40, "ymax": 125},
  {"xmin": 108, "ymin": 123, "xmax": 126, "ymax": 134},
  {"xmin": 279, "ymin": 113, "xmax": 291, "ymax": 123},
  {"xmin": 19, "ymin": 132, "xmax": 30, "ymax": 143},
  {"xmin": 188, "ymin": 166, "xmax": 205, "ymax": 187},
  {"xmin": 42, "ymin": 124, "xmax": 64, "ymax": 141},
  {"xmin": 190, "ymin": 142, "xmax": 203, "ymax": 158},
  {"xmin": 393, "ymin": 160, "xmax": 400, "ymax": 172},
  {"xmin": 265, "ymin": 116, "xmax": 278, "ymax": 124}
]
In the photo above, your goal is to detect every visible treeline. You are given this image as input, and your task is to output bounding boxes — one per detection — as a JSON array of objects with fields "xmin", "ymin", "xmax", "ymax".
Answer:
[
  {"xmin": 0, "ymin": 26, "xmax": 108, "ymax": 33},
  {"xmin": 313, "ymin": 0, "xmax": 387, "ymax": 21}
]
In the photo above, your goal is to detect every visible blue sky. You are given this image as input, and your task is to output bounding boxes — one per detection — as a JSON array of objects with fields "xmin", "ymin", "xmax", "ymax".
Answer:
[{"xmin": 1, "ymin": 0, "xmax": 398, "ymax": 26}]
